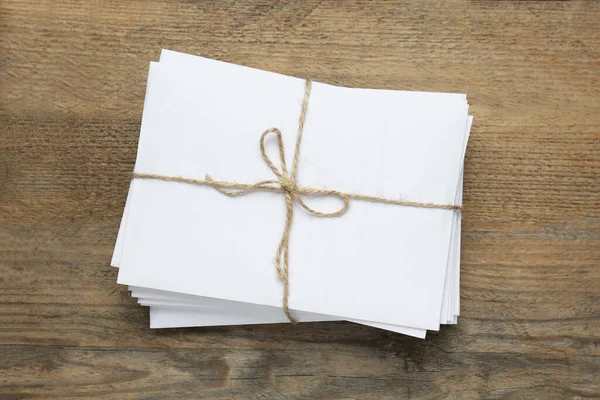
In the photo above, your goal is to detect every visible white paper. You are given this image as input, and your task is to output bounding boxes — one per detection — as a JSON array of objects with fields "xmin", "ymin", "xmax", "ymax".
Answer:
[{"xmin": 111, "ymin": 50, "xmax": 471, "ymax": 337}]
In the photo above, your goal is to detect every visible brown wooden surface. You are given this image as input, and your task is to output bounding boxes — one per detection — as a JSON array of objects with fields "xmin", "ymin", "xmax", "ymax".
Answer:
[{"xmin": 1, "ymin": 1, "xmax": 599, "ymax": 399}]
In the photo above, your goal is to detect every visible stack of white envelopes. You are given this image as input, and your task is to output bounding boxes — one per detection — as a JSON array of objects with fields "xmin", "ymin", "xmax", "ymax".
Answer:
[{"xmin": 112, "ymin": 49, "xmax": 472, "ymax": 339}]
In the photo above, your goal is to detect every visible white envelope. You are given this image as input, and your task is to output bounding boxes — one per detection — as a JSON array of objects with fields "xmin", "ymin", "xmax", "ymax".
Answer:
[{"xmin": 113, "ymin": 50, "xmax": 470, "ymax": 335}]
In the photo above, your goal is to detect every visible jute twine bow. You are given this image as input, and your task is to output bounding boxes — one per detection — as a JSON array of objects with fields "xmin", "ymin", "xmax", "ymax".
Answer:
[{"xmin": 133, "ymin": 79, "xmax": 461, "ymax": 324}]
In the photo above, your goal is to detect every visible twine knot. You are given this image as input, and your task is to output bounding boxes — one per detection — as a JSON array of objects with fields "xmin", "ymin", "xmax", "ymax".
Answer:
[{"xmin": 280, "ymin": 178, "xmax": 296, "ymax": 193}]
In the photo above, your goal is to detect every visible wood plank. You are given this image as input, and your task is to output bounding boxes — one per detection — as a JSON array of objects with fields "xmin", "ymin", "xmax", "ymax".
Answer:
[
  {"xmin": 2, "ymin": 345, "xmax": 598, "ymax": 399},
  {"xmin": 1, "ymin": 0, "xmax": 599, "ymax": 398}
]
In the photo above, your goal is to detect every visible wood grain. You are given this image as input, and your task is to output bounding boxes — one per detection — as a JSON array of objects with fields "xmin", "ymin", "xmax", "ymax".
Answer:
[{"xmin": 1, "ymin": 0, "xmax": 599, "ymax": 398}]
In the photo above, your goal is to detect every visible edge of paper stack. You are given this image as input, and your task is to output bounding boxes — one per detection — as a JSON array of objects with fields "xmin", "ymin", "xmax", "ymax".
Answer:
[{"xmin": 111, "ymin": 49, "xmax": 472, "ymax": 339}]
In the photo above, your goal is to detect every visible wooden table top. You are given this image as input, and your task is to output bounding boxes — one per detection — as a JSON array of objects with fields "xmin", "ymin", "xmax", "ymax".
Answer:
[{"xmin": 2, "ymin": 1, "xmax": 599, "ymax": 399}]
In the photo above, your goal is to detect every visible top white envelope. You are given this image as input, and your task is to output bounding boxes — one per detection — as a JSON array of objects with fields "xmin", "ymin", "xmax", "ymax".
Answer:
[{"xmin": 117, "ymin": 50, "xmax": 469, "ymax": 330}]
